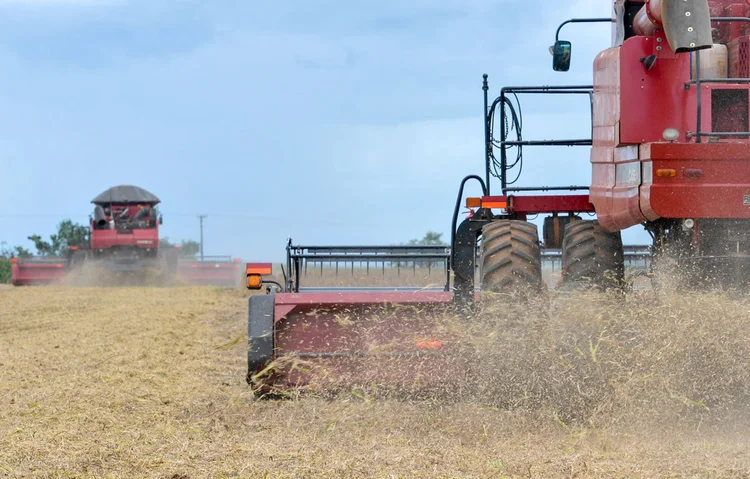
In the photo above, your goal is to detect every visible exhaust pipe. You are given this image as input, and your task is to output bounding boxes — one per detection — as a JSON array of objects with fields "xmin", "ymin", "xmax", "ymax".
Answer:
[
  {"xmin": 633, "ymin": 0, "xmax": 712, "ymax": 53},
  {"xmin": 93, "ymin": 205, "xmax": 107, "ymax": 227}
]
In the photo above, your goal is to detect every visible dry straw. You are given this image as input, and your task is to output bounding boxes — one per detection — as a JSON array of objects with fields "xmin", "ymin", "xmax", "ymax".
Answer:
[{"xmin": 2, "ymin": 271, "xmax": 750, "ymax": 477}]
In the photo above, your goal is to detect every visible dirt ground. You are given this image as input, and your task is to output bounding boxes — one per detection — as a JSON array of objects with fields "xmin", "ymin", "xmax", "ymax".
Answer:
[{"xmin": 2, "ymin": 284, "xmax": 750, "ymax": 478}]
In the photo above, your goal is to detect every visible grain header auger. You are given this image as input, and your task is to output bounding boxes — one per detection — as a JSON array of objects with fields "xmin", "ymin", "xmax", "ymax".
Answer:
[{"xmin": 243, "ymin": 0, "xmax": 750, "ymax": 395}]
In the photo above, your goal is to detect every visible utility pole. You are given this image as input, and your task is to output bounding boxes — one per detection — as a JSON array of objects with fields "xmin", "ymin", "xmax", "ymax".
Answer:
[{"xmin": 198, "ymin": 214, "xmax": 207, "ymax": 261}]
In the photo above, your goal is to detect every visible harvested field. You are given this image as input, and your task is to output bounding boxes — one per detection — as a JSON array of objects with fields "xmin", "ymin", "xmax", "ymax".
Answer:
[{"xmin": 2, "ymin": 284, "xmax": 750, "ymax": 478}]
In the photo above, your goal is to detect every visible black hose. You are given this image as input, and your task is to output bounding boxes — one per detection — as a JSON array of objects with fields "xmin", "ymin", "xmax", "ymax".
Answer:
[{"xmin": 450, "ymin": 175, "xmax": 488, "ymax": 271}]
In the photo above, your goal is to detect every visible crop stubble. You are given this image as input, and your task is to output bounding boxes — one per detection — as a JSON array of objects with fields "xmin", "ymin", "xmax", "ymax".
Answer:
[{"xmin": 1, "ymin": 279, "xmax": 750, "ymax": 478}]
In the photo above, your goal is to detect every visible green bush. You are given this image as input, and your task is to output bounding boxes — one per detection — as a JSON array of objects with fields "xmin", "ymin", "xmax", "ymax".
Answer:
[{"xmin": 0, "ymin": 259, "xmax": 10, "ymax": 284}]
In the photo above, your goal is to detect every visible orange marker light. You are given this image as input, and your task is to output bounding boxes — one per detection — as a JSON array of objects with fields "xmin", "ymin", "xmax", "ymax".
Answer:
[
  {"xmin": 246, "ymin": 274, "xmax": 263, "ymax": 290},
  {"xmin": 656, "ymin": 169, "xmax": 677, "ymax": 177},
  {"xmin": 416, "ymin": 340, "xmax": 443, "ymax": 350},
  {"xmin": 482, "ymin": 201, "xmax": 508, "ymax": 209},
  {"xmin": 11, "ymin": 258, "xmax": 18, "ymax": 264},
  {"xmin": 466, "ymin": 197, "xmax": 482, "ymax": 208}
]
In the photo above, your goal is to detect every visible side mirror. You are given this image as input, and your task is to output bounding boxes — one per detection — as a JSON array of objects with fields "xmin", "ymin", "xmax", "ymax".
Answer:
[
  {"xmin": 551, "ymin": 40, "xmax": 572, "ymax": 72},
  {"xmin": 159, "ymin": 215, "xmax": 163, "ymax": 225}
]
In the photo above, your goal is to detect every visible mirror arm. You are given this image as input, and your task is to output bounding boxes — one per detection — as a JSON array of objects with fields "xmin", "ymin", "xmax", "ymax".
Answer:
[{"xmin": 555, "ymin": 17, "xmax": 615, "ymax": 41}]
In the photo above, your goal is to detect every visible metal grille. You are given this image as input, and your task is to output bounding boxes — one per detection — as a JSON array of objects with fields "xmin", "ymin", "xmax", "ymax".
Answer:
[{"xmin": 728, "ymin": 35, "xmax": 750, "ymax": 78}]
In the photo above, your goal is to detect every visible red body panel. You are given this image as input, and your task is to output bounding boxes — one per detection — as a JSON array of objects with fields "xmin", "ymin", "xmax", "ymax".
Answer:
[
  {"xmin": 11, "ymin": 260, "xmax": 67, "ymax": 286},
  {"xmin": 642, "ymin": 143, "xmax": 750, "ymax": 219},
  {"xmin": 590, "ymin": 31, "xmax": 750, "ymax": 231},
  {"xmin": 481, "ymin": 195, "xmax": 594, "ymax": 214},
  {"xmin": 90, "ymin": 228, "xmax": 159, "ymax": 250}
]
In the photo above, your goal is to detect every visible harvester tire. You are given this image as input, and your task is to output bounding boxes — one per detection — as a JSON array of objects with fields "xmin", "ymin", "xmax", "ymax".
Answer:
[
  {"xmin": 479, "ymin": 220, "xmax": 544, "ymax": 297},
  {"xmin": 561, "ymin": 220, "xmax": 624, "ymax": 291}
]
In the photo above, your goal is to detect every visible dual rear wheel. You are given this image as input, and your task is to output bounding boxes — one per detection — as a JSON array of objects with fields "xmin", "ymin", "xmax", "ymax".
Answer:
[{"xmin": 479, "ymin": 219, "xmax": 624, "ymax": 295}]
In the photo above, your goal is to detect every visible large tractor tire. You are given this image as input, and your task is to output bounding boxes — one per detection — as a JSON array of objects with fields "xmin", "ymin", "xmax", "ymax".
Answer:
[
  {"xmin": 479, "ymin": 220, "xmax": 544, "ymax": 298},
  {"xmin": 560, "ymin": 220, "xmax": 624, "ymax": 291}
]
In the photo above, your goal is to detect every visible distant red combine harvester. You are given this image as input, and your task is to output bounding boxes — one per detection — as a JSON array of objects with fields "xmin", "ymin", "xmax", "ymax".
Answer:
[{"xmin": 11, "ymin": 185, "xmax": 245, "ymax": 287}]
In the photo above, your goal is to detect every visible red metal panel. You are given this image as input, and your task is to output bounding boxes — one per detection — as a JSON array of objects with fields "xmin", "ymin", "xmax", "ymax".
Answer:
[
  {"xmin": 725, "ymin": 3, "xmax": 749, "ymax": 42},
  {"xmin": 480, "ymin": 195, "xmax": 594, "ymax": 214},
  {"xmin": 592, "ymin": 48, "xmax": 620, "ymax": 132},
  {"xmin": 611, "ymin": 145, "xmax": 648, "ymax": 229},
  {"xmin": 11, "ymin": 262, "xmax": 67, "ymax": 286},
  {"xmin": 590, "ymin": 46, "xmax": 619, "ymax": 230},
  {"xmin": 641, "ymin": 142, "xmax": 750, "ymax": 218},
  {"xmin": 591, "ymin": 163, "xmax": 616, "ymax": 229},
  {"xmin": 90, "ymin": 228, "xmax": 159, "ymax": 250},
  {"xmin": 265, "ymin": 291, "xmax": 474, "ymax": 391},
  {"xmin": 619, "ymin": 36, "xmax": 695, "ymax": 145}
]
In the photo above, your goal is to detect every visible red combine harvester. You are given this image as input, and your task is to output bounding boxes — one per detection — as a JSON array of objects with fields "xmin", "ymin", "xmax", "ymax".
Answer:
[
  {"xmin": 12, "ymin": 185, "xmax": 243, "ymax": 286},
  {"xmin": 243, "ymin": 0, "xmax": 750, "ymax": 394},
  {"xmin": 82, "ymin": 185, "xmax": 176, "ymax": 276}
]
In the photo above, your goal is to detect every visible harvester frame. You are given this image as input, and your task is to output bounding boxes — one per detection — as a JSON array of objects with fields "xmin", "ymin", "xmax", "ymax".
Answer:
[{"xmin": 245, "ymin": 0, "xmax": 750, "ymax": 394}]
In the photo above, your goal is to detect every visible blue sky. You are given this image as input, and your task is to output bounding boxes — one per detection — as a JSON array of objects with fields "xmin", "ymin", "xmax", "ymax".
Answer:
[{"xmin": 0, "ymin": 0, "xmax": 649, "ymax": 262}]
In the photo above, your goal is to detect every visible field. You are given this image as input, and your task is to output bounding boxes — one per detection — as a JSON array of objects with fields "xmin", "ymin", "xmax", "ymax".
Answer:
[{"xmin": 2, "ymin": 272, "xmax": 750, "ymax": 478}]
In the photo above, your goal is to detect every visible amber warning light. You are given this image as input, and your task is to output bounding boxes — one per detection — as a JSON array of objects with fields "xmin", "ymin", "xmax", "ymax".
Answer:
[
  {"xmin": 466, "ymin": 197, "xmax": 508, "ymax": 209},
  {"xmin": 246, "ymin": 263, "xmax": 272, "ymax": 290}
]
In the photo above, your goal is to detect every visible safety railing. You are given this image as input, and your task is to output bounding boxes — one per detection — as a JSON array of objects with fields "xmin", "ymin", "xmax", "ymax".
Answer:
[
  {"xmin": 285, "ymin": 241, "xmax": 451, "ymax": 292},
  {"xmin": 486, "ymin": 78, "xmax": 594, "ymax": 195}
]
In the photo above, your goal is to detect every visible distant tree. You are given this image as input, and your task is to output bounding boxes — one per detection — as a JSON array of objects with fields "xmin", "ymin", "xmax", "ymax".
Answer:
[
  {"xmin": 0, "ymin": 242, "xmax": 32, "ymax": 259},
  {"xmin": 398, "ymin": 231, "xmax": 448, "ymax": 269},
  {"xmin": 179, "ymin": 239, "xmax": 200, "ymax": 256},
  {"xmin": 27, "ymin": 220, "xmax": 89, "ymax": 257},
  {"xmin": 407, "ymin": 231, "xmax": 447, "ymax": 247}
]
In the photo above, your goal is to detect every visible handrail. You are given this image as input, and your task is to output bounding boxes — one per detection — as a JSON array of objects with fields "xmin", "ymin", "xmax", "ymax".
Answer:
[{"xmin": 490, "ymin": 84, "xmax": 595, "ymax": 194}]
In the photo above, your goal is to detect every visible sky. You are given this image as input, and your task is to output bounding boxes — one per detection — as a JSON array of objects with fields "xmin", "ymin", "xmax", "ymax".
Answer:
[{"xmin": 0, "ymin": 0, "xmax": 650, "ymax": 262}]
